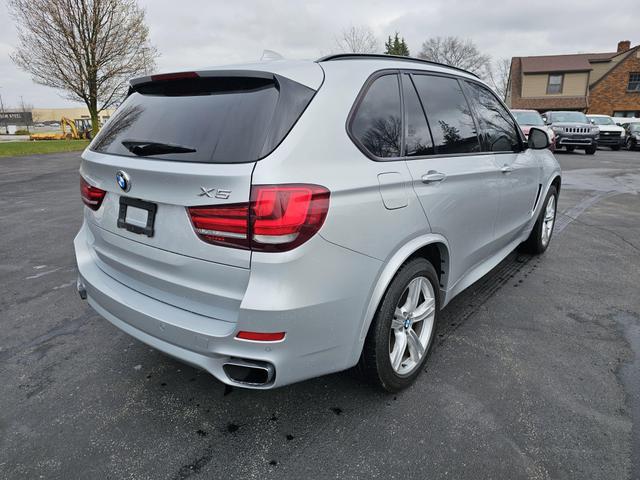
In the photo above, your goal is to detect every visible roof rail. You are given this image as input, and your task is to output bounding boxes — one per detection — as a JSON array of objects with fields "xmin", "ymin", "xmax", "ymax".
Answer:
[{"xmin": 316, "ymin": 53, "xmax": 479, "ymax": 78}]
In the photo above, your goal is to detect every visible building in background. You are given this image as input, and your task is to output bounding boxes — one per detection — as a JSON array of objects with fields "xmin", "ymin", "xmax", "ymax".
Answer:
[
  {"xmin": 507, "ymin": 41, "xmax": 640, "ymax": 117},
  {"xmin": 31, "ymin": 107, "xmax": 114, "ymax": 124}
]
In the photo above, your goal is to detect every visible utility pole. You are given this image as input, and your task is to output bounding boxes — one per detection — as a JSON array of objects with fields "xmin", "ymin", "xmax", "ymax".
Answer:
[{"xmin": 0, "ymin": 88, "xmax": 8, "ymax": 134}]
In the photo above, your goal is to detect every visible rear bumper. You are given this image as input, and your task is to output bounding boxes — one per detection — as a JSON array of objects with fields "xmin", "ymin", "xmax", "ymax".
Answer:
[{"xmin": 74, "ymin": 222, "xmax": 381, "ymax": 388}]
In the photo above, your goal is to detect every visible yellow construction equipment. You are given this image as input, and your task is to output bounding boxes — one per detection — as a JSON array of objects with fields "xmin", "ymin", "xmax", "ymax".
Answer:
[{"xmin": 30, "ymin": 117, "xmax": 92, "ymax": 141}]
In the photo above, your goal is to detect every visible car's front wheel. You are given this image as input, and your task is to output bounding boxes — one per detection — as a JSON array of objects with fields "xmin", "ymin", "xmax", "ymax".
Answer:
[
  {"xmin": 359, "ymin": 258, "xmax": 439, "ymax": 392},
  {"xmin": 521, "ymin": 186, "xmax": 558, "ymax": 254},
  {"xmin": 585, "ymin": 146, "xmax": 597, "ymax": 155}
]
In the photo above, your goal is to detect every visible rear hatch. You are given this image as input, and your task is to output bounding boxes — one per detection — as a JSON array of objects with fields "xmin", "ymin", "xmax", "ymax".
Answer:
[{"xmin": 80, "ymin": 65, "xmax": 322, "ymax": 321}]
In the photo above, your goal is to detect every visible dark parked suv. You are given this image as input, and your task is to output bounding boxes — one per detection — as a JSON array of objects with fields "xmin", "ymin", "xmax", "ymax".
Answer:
[{"xmin": 542, "ymin": 111, "xmax": 599, "ymax": 154}]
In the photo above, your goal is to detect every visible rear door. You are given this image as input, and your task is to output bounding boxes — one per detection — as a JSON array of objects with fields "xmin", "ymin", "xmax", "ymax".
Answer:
[
  {"xmin": 462, "ymin": 80, "xmax": 540, "ymax": 245},
  {"xmin": 79, "ymin": 70, "xmax": 319, "ymax": 319},
  {"xmin": 402, "ymin": 73, "xmax": 501, "ymax": 285}
]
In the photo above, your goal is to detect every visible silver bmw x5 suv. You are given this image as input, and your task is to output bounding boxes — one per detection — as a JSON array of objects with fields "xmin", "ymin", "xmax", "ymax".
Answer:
[{"xmin": 75, "ymin": 54, "xmax": 561, "ymax": 392}]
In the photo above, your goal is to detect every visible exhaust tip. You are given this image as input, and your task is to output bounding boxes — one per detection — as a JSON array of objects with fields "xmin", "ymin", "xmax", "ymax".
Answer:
[
  {"xmin": 223, "ymin": 358, "xmax": 275, "ymax": 386},
  {"xmin": 77, "ymin": 277, "xmax": 87, "ymax": 300}
]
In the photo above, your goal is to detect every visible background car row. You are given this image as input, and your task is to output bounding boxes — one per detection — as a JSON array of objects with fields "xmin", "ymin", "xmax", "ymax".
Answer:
[{"xmin": 511, "ymin": 109, "xmax": 640, "ymax": 154}]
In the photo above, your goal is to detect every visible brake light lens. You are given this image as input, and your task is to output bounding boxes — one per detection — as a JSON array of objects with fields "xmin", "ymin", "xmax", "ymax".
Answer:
[
  {"xmin": 188, "ymin": 184, "xmax": 329, "ymax": 252},
  {"xmin": 150, "ymin": 71, "xmax": 199, "ymax": 82},
  {"xmin": 188, "ymin": 204, "xmax": 250, "ymax": 249},
  {"xmin": 80, "ymin": 176, "xmax": 106, "ymax": 211},
  {"xmin": 236, "ymin": 331, "xmax": 286, "ymax": 342}
]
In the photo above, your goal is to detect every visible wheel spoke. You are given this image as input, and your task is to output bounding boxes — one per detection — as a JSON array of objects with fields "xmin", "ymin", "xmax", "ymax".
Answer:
[
  {"xmin": 404, "ymin": 278, "xmax": 422, "ymax": 311},
  {"xmin": 407, "ymin": 328, "xmax": 424, "ymax": 363},
  {"xmin": 412, "ymin": 298, "xmax": 435, "ymax": 323},
  {"xmin": 391, "ymin": 316, "xmax": 404, "ymax": 330},
  {"xmin": 390, "ymin": 331, "xmax": 407, "ymax": 371}
]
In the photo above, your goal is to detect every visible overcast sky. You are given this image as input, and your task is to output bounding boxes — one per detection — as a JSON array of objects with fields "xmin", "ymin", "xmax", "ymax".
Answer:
[{"xmin": 0, "ymin": 0, "xmax": 636, "ymax": 108}]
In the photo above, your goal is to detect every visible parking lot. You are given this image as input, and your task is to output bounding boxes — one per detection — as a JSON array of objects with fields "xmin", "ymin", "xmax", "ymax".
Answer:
[{"xmin": 1, "ymin": 148, "xmax": 639, "ymax": 479}]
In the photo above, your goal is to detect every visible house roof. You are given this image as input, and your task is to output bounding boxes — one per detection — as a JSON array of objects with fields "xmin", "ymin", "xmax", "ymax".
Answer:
[{"xmin": 520, "ymin": 52, "xmax": 618, "ymax": 73}]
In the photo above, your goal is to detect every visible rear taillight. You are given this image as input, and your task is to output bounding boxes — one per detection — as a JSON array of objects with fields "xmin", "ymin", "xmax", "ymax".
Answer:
[
  {"xmin": 80, "ymin": 176, "xmax": 106, "ymax": 211},
  {"xmin": 188, "ymin": 184, "xmax": 329, "ymax": 252}
]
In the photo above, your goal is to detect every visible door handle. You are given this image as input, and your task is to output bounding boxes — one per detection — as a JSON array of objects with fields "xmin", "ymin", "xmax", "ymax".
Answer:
[
  {"xmin": 421, "ymin": 171, "xmax": 446, "ymax": 184},
  {"xmin": 501, "ymin": 165, "xmax": 514, "ymax": 174}
]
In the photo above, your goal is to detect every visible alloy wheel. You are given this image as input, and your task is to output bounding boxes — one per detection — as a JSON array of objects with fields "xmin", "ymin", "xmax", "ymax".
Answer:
[
  {"xmin": 389, "ymin": 276, "xmax": 436, "ymax": 375},
  {"xmin": 541, "ymin": 195, "xmax": 556, "ymax": 247}
]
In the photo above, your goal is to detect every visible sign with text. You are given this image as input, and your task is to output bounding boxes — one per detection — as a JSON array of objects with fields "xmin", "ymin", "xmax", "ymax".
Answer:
[{"xmin": 0, "ymin": 112, "xmax": 33, "ymax": 124}]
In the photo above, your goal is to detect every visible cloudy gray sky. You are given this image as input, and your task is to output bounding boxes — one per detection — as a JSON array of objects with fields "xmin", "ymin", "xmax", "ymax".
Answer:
[{"xmin": 0, "ymin": 0, "xmax": 636, "ymax": 108}]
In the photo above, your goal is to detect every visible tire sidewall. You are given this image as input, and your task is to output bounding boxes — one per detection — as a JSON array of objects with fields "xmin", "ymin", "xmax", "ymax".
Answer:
[{"xmin": 371, "ymin": 258, "xmax": 440, "ymax": 392}]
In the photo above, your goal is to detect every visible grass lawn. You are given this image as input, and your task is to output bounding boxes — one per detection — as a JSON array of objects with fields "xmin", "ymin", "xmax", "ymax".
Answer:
[{"xmin": 0, "ymin": 140, "xmax": 90, "ymax": 158}]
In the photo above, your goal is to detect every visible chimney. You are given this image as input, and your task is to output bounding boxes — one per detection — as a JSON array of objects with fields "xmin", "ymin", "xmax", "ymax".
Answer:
[{"xmin": 617, "ymin": 40, "xmax": 631, "ymax": 52}]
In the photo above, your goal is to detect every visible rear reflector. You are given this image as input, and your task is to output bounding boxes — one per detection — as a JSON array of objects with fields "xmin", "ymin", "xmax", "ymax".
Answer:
[
  {"xmin": 188, "ymin": 184, "xmax": 329, "ymax": 252},
  {"xmin": 236, "ymin": 331, "xmax": 286, "ymax": 342},
  {"xmin": 80, "ymin": 176, "xmax": 106, "ymax": 211}
]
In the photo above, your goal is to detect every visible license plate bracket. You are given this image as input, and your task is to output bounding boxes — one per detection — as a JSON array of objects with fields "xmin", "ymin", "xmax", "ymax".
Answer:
[{"xmin": 117, "ymin": 197, "xmax": 157, "ymax": 237}]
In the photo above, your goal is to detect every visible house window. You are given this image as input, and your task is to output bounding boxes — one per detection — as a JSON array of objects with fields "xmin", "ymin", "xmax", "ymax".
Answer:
[
  {"xmin": 547, "ymin": 74, "xmax": 564, "ymax": 94},
  {"xmin": 628, "ymin": 73, "xmax": 640, "ymax": 92}
]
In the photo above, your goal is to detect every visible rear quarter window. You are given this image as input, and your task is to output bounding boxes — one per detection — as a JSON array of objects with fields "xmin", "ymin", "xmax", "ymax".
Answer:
[{"xmin": 349, "ymin": 74, "xmax": 402, "ymax": 159}]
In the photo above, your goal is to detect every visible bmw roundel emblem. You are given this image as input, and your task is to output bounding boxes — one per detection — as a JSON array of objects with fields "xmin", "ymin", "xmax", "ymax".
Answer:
[{"xmin": 116, "ymin": 170, "xmax": 131, "ymax": 192}]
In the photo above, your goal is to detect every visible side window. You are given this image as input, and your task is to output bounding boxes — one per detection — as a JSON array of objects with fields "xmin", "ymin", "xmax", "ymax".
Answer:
[
  {"xmin": 350, "ymin": 74, "xmax": 402, "ymax": 158},
  {"xmin": 464, "ymin": 81, "xmax": 521, "ymax": 152},
  {"xmin": 412, "ymin": 74, "xmax": 480, "ymax": 155},
  {"xmin": 402, "ymin": 75, "xmax": 434, "ymax": 156}
]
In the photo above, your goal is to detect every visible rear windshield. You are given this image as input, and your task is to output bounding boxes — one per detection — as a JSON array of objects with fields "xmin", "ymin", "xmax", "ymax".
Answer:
[{"xmin": 90, "ymin": 75, "xmax": 315, "ymax": 163}]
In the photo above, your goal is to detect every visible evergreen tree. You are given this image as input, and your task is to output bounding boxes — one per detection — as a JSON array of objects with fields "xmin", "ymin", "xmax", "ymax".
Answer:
[{"xmin": 384, "ymin": 32, "xmax": 410, "ymax": 56}]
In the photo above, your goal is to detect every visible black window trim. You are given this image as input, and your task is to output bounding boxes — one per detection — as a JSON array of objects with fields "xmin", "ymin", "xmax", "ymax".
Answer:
[
  {"xmin": 346, "ymin": 68, "xmax": 525, "ymax": 162},
  {"xmin": 400, "ymin": 73, "xmax": 436, "ymax": 158}
]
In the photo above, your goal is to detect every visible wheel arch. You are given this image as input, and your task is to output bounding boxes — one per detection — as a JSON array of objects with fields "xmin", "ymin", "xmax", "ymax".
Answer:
[{"xmin": 349, "ymin": 234, "xmax": 450, "ymax": 366}]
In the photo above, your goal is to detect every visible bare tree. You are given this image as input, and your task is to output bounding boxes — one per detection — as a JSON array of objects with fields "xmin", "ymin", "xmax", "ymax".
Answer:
[
  {"xmin": 418, "ymin": 36, "xmax": 491, "ymax": 78},
  {"xmin": 487, "ymin": 58, "xmax": 511, "ymax": 101},
  {"xmin": 335, "ymin": 25, "xmax": 379, "ymax": 54},
  {"xmin": 9, "ymin": 0, "xmax": 157, "ymax": 135}
]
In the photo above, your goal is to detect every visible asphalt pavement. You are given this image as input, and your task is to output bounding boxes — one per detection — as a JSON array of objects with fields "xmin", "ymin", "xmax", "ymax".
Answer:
[{"xmin": 1, "ymin": 148, "xmax": 639, "ymax": 479}]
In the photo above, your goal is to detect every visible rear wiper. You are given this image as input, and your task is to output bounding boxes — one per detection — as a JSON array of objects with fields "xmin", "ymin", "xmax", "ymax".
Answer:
[{"xmin": 122, "ymin": 140, "xmax": 196, "ymax": 156}]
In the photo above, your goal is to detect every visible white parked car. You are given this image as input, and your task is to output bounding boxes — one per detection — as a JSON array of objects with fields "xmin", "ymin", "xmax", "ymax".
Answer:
[{"xmin": 587, "ymin": 115, "xmax": 626, "ymax": 150}]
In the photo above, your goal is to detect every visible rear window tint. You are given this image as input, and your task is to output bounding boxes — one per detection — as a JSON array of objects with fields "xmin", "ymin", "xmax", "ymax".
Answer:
[
  {"xmin": 350, "ymin": 74, "xmax": 402, "ymax": 158},
  {"xmin": 412, "ymin": 74, "xmax": 480, "ymax": 155},
  {"xmin": 90, "ymin": 75, "xmax": 315, "ymax": 163}
]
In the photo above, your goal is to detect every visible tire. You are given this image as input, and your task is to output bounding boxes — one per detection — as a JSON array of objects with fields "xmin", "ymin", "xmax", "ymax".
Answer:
[
  {"xmin": 358, "ymin": 258, "xmax": 440, "ymax": 392},
  {"xmin": 611, "ymin": 145, "xmax": 621, "ymax": 151},
  {"xmin": 521, "ymin": 186, "xmax": 558, "ymax": 254},
  {"xmin": 627, "ymin": 138, "xmax": 637, "ymax": 151},
  {"xmin": 565, "ymin": 146, "xmax": 575, "ymax": 152},
  {"xmin": 585, "ymin": 146, "xmax": 596, "ymax": 155}
]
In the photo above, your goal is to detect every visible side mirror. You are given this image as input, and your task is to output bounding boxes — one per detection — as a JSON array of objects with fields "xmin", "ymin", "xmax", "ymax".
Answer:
[
  {"xmin": 528, "ymin": 127, "xmax": 550, "ymax": 150},
  {"xmin": 590, "ymin": 119, "xmax": 596, "ymax": 125}
]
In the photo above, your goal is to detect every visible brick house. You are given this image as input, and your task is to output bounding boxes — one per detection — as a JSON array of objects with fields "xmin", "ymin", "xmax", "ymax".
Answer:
[{"xmin": 506, "ymin": 41, "xmax": 640, "ymax": 117}]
